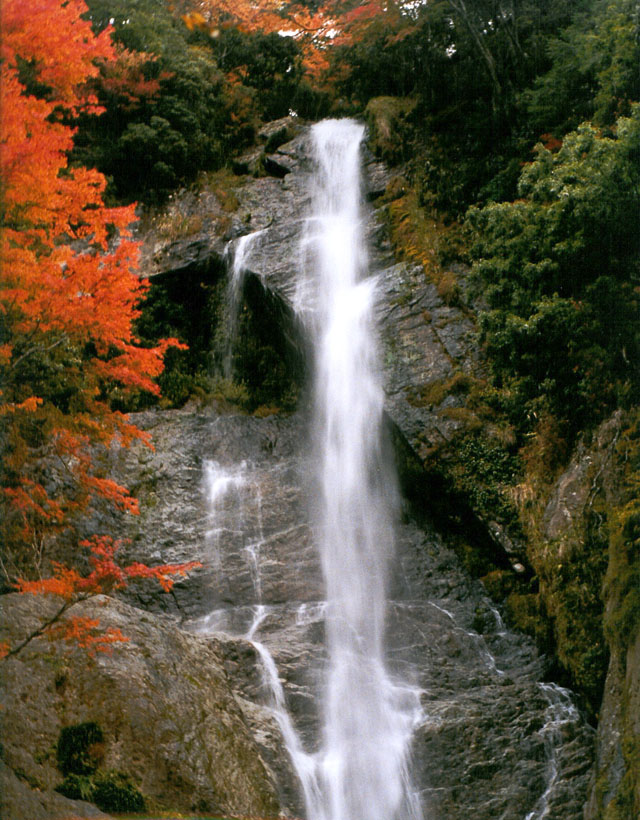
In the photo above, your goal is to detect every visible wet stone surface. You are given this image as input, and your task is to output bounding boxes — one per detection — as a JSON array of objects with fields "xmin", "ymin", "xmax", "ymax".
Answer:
[{"xmin": 103, "ymin": 405, "xmax": 595, "ymax": 820}]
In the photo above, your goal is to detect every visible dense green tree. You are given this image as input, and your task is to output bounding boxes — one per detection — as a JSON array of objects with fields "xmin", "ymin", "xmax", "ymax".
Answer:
[
  {"xmin": 522, "ymin": 0, "xmax": 640, "ymax": 135},
  {"xmin": 74, "ymin": 0, "xmax": 313, "ymax": 203},
  {"xmin": 70, "ymin": 0, "xmax": 231, "ymax": 202},
  {"xmin": 331, "ymin": 0, "xmax": 637, "ymax": 213},
  {"xmin": 468, "ymin": 107, "xmax": 640, "ymax": 437}
]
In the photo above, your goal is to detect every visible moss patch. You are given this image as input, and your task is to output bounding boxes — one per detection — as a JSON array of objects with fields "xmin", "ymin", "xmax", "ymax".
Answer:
[{"xmin": 365, "ymin": 96, "xmax": 416, "ymax": 165}]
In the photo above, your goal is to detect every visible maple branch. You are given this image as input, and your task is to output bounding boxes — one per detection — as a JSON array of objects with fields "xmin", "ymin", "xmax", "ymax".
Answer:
[
  {"xmin": 11, "ymin": 335, "xmax": 66, "ymax": 370},
  {"xmin": 2, "ymin": 594, "xmax": 87, "ymax": 660},
  {"xmin": 287, "ymin": 13, "xmax": 332, "ymax": 35}
]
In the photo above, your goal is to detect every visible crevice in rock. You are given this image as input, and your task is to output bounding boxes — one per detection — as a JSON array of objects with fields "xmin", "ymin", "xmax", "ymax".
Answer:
[{"xmin": 388, "ymin": 416, "xmax": 527, "ymax": 577}]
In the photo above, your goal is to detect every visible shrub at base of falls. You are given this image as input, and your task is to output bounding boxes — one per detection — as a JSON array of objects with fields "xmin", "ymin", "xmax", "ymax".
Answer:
[
  {"xmin": 0, "ymin": 593, "xmax": 281, "ymax": 820},
  {"xmin": 57, "ymin": 770, "xmax": 145, "ymax": 813},
  {"xmin": 57, "ymin": 722, "xmax": 105, "ymax": 777}
]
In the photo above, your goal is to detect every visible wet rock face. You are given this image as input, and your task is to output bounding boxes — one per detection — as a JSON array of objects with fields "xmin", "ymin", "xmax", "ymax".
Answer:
[
  {"xmin": 98, "ymin": 407, "xmax": 322, "ymax": 618},
  {"xmin": 0, "ymin": 593, "xmax": 281, "ymax": 820},
  {"xmin": 97, "ymin": 404, "xmax": 594, "ymax": 820},
  {"xmin": 392, "ymin": 524, "xmax": 595, "ymax": 820}
]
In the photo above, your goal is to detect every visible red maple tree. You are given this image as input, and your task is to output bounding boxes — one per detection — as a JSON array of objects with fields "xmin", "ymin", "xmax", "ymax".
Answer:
[
  {"xmin": 176, "ymin": 1, "xmax": 404, "ymax": 79},
  {"xmin": 178, "ymin": 0, "xmax": 346, "ymax": 76},
  {"xmin": 0, "ymin": 0, "xmax": 194, "ymax": 655}
]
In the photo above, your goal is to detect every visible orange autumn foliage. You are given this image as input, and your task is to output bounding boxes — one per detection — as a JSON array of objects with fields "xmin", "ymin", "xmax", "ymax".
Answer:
[
  {"xmin": 96, "ymin": 48, "xmax": 169, "ymax": 112},
  {"xmin": 1, "ymin": 537, "xmax": 200, "ymax": 658},
  {"xmin": 177, "ymin": 0, "xmax": 343, "ymax": 76},
  {"xmin": 176, "ymin": 1, "xmax": 404, "ymax": 81},
  {"xmin": 0, "ymin": 0, "xmax": 187, "ymax": 614}
]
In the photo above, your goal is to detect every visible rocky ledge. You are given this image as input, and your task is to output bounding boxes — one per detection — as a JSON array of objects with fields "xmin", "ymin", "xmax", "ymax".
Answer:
[{"xmin": 0, "ymin": 593, "xmax": 286, "ymax": 819}]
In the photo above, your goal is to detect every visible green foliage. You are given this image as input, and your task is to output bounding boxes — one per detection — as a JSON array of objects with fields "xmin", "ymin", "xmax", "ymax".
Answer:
[
  {"xmin": 210, "ymin": 377, "xmax": 250, "ymax": 410},
  {"xmin": 522, "ymin": 0, "xmax": 640, "ymax": 135},
  {"xmin": 73, "ymin": 0, "xmax": 331, "ymax": 204},
  {"xmin": 604, "ymin": 416, "xmax": 640, "ymax": 652},
  {"xmin": 545, "ymin": 528, "xmax": 610, "ymax": 713},
  {"xmin": 468, "ymin": 107, "xmax": 640, "ymax": 439},
  {"xmin": 55, "ymin": 773, "xmax": 96, "ymax": 802},
  {"xmin": 55, "ymin": 722, "xmax": 144, "ymax": 813},
  {"xmin": 471, "ymin": 111, "xmax": 640, "ymax": 301},
  {"xmin": 157, "ymin": 355, "xmax": 211, "ymax": 408},
  {"xmin": 210, "ymin": 27, "xmax": 323, "ymax": 121},
  {"xmin": 92, "ymin": 770, "xmax": 146, "ymax": 813},
  {"xmin": 130, "ymin": 267, "xmax": 227, "ymax": 410},
  {"xmin": 228, "ymin": 287, "xmax": 301, "ymax": 413},
  {"xmin": 445, "ymin": 431, "xmax": 521, "ymax": 525},
  {"xmin": 74, "ymin": 0, "xmax": 282, "ymax": 203},
  {"xmin": 331, "ymin": 0, "xmax": 638, "ymax": 215},
  {"xmin": 365, "ymin": 96, "xmax": 416, "ymax": 165},
  {"xmin": 57, "ymin": 722, "xmax": 104, "ymax": 776},
  {"xmin": 131, "ymin": 264, "xmax": 302, "ymax": 412},
  {"xmin": 74, "ymin": 25, "xmax": 230, "ymax": 202},
  {"xmin": 56, "ymin": 770, "xmax": 145, "ymax": 813}
]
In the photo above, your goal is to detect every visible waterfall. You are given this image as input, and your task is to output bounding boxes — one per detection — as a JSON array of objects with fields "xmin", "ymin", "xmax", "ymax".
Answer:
[
  {"xmin": 303, "ymin": 119, "xmax": 422, "ymax": 820},
  {"xmin": 191, "ymin": 118, "xmax": 594, "ymax": 820},
  {"xmin": 223, "ymin": 229, "xmax": 265, "ymax": 377},
  {"xmin": 525, "ymin": 683, "xmax": 581, "ymax": 820}
]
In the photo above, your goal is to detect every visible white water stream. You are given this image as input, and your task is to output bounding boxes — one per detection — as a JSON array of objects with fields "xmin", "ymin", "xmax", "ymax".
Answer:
[
  {"xmin": 301, "ymin": 119, "xmax": 423, "ymax": 820},
  {"xmin": 524, "ymin": 682, "xmax": 581, "ymax": 820},
  {"xmin": 217, "ymin": 119, "xmax": 424, "ymax": 820},
  {"xmin": 223, "ymin": 229, "xmax": 265, "ymax": 377}
]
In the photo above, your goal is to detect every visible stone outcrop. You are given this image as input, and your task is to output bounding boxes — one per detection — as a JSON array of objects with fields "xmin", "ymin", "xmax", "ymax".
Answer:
[{"xmin": 0, "ymin": 593, "xmax": 282, "ymax": 819}]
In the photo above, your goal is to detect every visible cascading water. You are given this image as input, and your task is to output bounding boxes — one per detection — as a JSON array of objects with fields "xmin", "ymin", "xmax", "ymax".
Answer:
[
  {"xmin": 302, "ymin": 118, "xmax": 423, "ymax": 820},
  {"xmin": 524, "ymin": 683, "xmax": 581, "ymax": 820},
  {"xmin": 223, "ymin": 229, "xmax": 265, "ymax": 377},
  {"xmin": 132, "ymin": 114, "xmax": 596, "ymax": 820}
]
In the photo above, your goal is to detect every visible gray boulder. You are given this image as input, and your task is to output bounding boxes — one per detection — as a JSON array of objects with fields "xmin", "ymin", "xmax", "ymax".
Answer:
[{"xmin": 0, "ymin": 593, "xmax": 281, "ymax": 819}]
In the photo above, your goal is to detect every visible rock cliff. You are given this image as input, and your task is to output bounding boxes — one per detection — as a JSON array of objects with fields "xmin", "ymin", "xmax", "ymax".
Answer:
[{"xmin": 2, "ymin": 118, "xmax": 636, "ymax": 819}]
